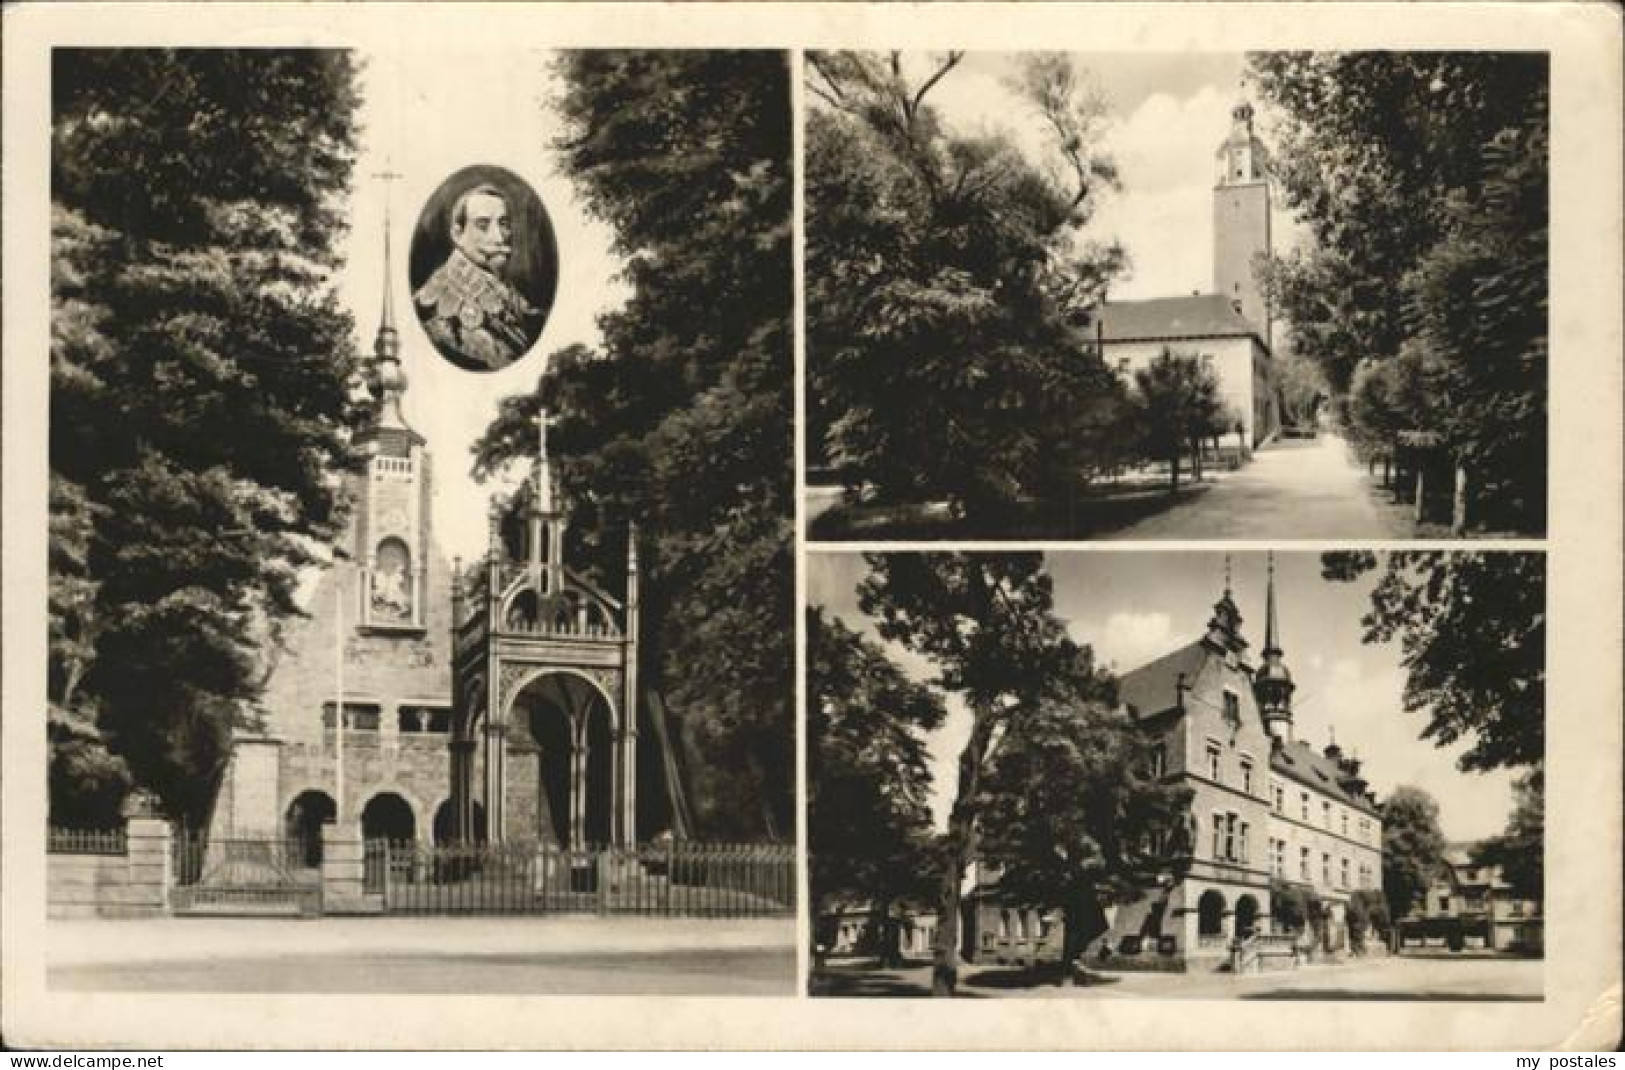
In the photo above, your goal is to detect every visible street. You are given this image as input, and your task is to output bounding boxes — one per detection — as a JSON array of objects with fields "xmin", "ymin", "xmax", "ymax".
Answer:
[
  {"xmin": 1112, "ymin": 432, "xmax": 1415, "ymax": 539},
  {"xmin": 812, "ymin": 952, "xmax": 1543, "ymax": 1001},
  {"xmin": 47, "ymin": 916, "xmax": 798, "ymax": 995}
]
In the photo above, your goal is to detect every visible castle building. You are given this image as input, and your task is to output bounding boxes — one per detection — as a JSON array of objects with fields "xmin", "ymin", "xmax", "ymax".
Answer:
[
  {"xmin": 967, "ymin": 558, "xmax": 1385, "ymax": 972},
  {"xmin": 208, "ymin": 216, "xmax": 657, "ymax": 855},
  {"xmin": 1096, "ymin": 102, "xmax": 1282, "ymax": 447}
]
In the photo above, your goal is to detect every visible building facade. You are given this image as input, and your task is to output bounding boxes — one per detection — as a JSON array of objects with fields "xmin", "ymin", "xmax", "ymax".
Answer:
[
  {"xmin": 209, "ymin": 221, "xmax": 652, "ymax": 854},
  {"xmin": 967, "ymin": 560, "xmax": 1385, "ymax": 972},
  {"xmin": 1096, "ymin": 101, "xmax": 1283, "ymax": 447},
  {"xmin": 1402, "ymin": 847, "xmax": 1544, "ymax": 954}
]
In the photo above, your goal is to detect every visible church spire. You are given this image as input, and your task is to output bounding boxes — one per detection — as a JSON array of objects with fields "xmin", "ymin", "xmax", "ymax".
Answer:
[
  {"xmin": 368, "ymin": 169, "xmax": 413, "ymax": 436},
  {"xmin": 1255, "ymin": 552, "xmax": 1296, "ymax": 741}
]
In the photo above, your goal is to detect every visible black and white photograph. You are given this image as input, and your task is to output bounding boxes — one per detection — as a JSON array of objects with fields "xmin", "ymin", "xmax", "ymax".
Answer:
[
  {"xmin": 2, "ymin": 0, "xmax": 1620, "ymax": 1057},
  {"xmin": 805, "ymin": 52, "xmax": 1549, "ymax": 540},
  {"xmin": 410, "ymin": 163, "xmax": 558, "ymax": 372},
  {"xmin": 809, "ymin": 550, "xmax": 1545, "ymax": 999},
  {"xmin": 38, "ymin": 44, "xmax": 795, "ymax": 996}
]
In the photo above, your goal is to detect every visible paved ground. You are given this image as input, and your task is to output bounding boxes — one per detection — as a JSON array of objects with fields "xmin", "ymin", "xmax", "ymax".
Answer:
[
  {"xmin": 47, "ymin": 916, "xmax": 797, "ymax": 995},
  {"xmin": 813, "ymin": 952, "xmax": 1543, "ymax": 1001},
  {"xmin": 805, "ymin": 432, "xmax": 1416, "ymax": 541},
  {"xmin": 1112, "ymin": 432, "xmax": 1416, "ymax": 540}
]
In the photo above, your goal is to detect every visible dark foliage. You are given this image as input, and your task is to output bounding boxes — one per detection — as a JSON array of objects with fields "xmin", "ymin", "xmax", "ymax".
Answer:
[
  {"xmin": 472, "ymin": 52, "xmax": 793, "ymax": 840},
  {"xmin": 49, "ymin": 49, "xmax": 363, "ymax": 825}
]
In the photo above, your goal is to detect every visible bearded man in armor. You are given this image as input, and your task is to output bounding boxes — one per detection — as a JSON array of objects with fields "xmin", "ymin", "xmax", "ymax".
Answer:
[{"xmin": 414, "ymin": 183, "xmax": 543, "ymax": 371}]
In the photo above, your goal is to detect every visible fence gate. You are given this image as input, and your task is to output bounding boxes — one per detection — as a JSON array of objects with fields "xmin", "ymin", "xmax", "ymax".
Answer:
[
  {"xmin": 367, "ymin": 840, "xmax": 795, "ymax": 918},
  {"xmin": 171, "ymin": 835, "xmax": 322, "ymax": 916}
]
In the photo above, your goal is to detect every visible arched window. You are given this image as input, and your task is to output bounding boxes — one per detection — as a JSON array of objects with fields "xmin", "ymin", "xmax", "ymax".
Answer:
[{"xmin": 372, "ymin": 537, "xmax": 413, "ymax": 621}]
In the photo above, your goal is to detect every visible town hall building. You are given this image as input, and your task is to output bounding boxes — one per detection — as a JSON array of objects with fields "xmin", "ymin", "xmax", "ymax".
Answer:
[
  {"xmin": 967, "ymin": 559, "xmax": 1385, "ymax": 972},
  {"xmin": 1096, "ymin": 101, "xmax": 1284, "ymax": 447}
]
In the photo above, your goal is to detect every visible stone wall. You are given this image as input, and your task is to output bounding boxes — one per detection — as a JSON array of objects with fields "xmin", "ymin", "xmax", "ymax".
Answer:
[{"xmin": 47, "ymin": 818, "xmax": 170, "ymax": 919}]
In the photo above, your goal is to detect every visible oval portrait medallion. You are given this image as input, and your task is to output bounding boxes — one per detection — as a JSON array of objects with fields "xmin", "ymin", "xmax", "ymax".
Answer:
[{"xmin": 409, "ymin": 164, "xmax": 558, "ymax": 372}]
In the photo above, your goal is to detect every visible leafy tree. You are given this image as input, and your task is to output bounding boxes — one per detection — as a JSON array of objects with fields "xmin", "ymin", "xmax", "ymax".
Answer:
[
  {"xmin": 1381, "ymin": 785, "xmax": 1448, "ymax": 943},
  {"xmin": 1251, "ymin": 52, "xmax": 1547, "ymax": 534},
  {"xmin": 1322, "ymin": 551, "xmax": 1543, "ymax": 771},
  {"xmin": 857, "ymin": 552, "xmax": 1088, "ymax": 996},
  {"xmin": 49, "ymin": 49, "xmax": 363, "ymax": 826},
  {"xmin": 806, "ymin": 52, "xmax": 1130, "ymax": 522},
  {"xmin": 975, "ymin": 694, "xmax": 1192, "ymax": 984},
  {"xmin": 1474, "ymin": 765, "xmax": 1543, "ymax": 901},
  {"xmin": 807, "ymin": 608, "xmax": 945, "ymax": 967},
  {"xmin": 1270, "ymin": 878, "xmax": 1309, "ymax": 935},
  {"xmin": 1132, "ymin": 349, "xmax": 1223, "ymax": 489},
  {"xmin": 472, "ymin": 52, "xmax": 792, "ymax": 840},
  {"xmin": 1273, "ymin": 346, "xmax": 1330, "ymax": 430},
  {"xmin": 1346, "ymin": 887, "xmax": 1392, "ymax": 953}
]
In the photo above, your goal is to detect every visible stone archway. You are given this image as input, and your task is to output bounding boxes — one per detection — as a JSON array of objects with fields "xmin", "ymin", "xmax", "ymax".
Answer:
[
  {"xmin": 284, "ymin": 790, "xmax": 335, "ymax": 867},
  {"xmin": 1235, "ymin": 893, "xmax": 1261, "ymax": 939},
  {"xmin": 1197, "ymin": 889, "xmax": 1227, "ymax": 941},
  {"xmin": 361, "ymin": 791, "xmax": 416, "ymax": 843},
  {"xmin": 432, "ymin": 798, "xmax": 486, "ymax": 845},
  {"xmin": 511, "ymin": 670, "xmax": 616, "ymax": 848}
]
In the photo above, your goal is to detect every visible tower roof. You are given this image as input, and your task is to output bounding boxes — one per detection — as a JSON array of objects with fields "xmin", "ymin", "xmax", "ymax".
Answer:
[
  {"xmin": 1203, "ymin": 558, "xmax": 1249, "ymax": 657},
  {"xmin": 361, "ymin": 197, "xmax": 420, "ymax": 445},
  {"xmin": 1257, "ymin": 553, "xmax": 1293, "ymax": 685}
]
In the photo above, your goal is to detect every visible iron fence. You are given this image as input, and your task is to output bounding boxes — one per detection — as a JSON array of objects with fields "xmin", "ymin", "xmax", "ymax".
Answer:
[
  {"xmin": 366, "ymin": 839, "xmax": 796, "ymax": 918},
  {"xmin": 48, "ymin": 827, "xmax": 128, "ymax": 855},
  {"xmin": 171, "ymin": 833, "xmax": 322, "ymax": 915}
]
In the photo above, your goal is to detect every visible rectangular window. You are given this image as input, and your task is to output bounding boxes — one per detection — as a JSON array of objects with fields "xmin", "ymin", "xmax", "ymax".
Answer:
[
  {"xmin": 1274, "ymin": 784, "xmax": 1284, "ymax": 812},
  {"xmin": 1211, "ymin": 813, "xmax": 1223, "ymax": 859},
  {"xmin": 1224, "ymin": 813, "xmax": 1237, "ymax": 862},
  {"xmin": 1273, "ymin": 839, "xmax": 1285, "ymax": 877},
  {"xmin": 1322, "ymin": 852, "xmax": 1331, "ymax": 885},
  {"xmin": 1240, "ymin": 758, "xmax": 1254, "ymax": 795},
  {"xmin": 1438, "ymin": 894, "xmax": 1451, "ymax": 913},
  {"xmin": 1300, "ymin": 847, "xmax": 1310, "ymax": 880},
  {"xmin": 1300, "ymin": 792, "xmax": 1309, "ymax": 820},
  {"xmin": 1340, "ymin": 858, "xmax": 1349, "ymax": 889},
  {"xmin": 1149, "ymin": 742, "xmax": 1167, "ymax": 780},
  {"xmin": 322, "ymin": 702, "xmax": 381, "ymax": 731},
  {"xmin": 1341, "ymin": 811, "xmax": 1349, "ymax": 836},
  {"xmin": 1207, "ymin": 742, "xmax": 1222, "ymax": 783},
  {"xmin": 1322, "ymin": 801, "xmax": 1332, "ymax": 828},
  {"xmin": 1239, "ymin": 822, "xmax": 1250, "ymax": 863}
]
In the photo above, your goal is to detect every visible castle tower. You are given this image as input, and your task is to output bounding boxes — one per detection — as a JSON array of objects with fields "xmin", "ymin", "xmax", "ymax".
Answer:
[
  {"xmin": 1213, "ymin": 100, "xmax": 1272, "ymax": 347},
  {"xmin": 1254, "ymin": 553, "xmax": 1296, "ymax": 741}
]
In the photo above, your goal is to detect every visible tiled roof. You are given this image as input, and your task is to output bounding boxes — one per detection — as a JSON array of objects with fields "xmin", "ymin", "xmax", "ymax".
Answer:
[
  {"xmin": 1270, "ymin": 739, "xmax": 1380, "ymax": 816},
  {"xmin": 1117, "ymin": 640, "xmax": 1212, "ymax": 719},
  {"xmin": 1097, "ymin": 294, "xmax": 1263, "ymax": 345}
]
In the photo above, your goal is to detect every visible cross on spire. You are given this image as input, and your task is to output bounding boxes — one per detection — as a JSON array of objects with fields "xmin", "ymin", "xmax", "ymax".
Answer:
[
  {"xmin": 533, "ymin": 408, "xmax": 560, "ymax": 513},
  {"xmin": 371, "ymin": 164, "xmax": 405, "ymax": 342}
]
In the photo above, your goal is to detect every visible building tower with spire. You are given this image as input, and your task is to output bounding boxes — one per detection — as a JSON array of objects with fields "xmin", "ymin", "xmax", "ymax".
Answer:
[
  {"xmin": 1254, "ymin": 553, "xmax": 1296, "ymax": 742},
  {"xmin": 207, "ymin": 202, "xmax": 458, "ymax": 852},
  {"xmin": 965, "ymin": 557, "xmax": 1384, "ymax": 973},
  {"xmin": 1213, "ymin": 99, "xmax": 1273, "ymax": 347},
  {"xmin": 1093, "ymin": 99, "xmax": 1282, "ymax": 447}
]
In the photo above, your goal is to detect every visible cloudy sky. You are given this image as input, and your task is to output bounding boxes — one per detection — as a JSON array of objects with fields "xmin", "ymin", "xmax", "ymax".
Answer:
[
  {"xmin": 808, "ymin": 551, "xmax": 1524, "ymax": 845},
  {"xmin": 884, "ymin": 51, "xmax": 1309, "ymax": 301}
]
